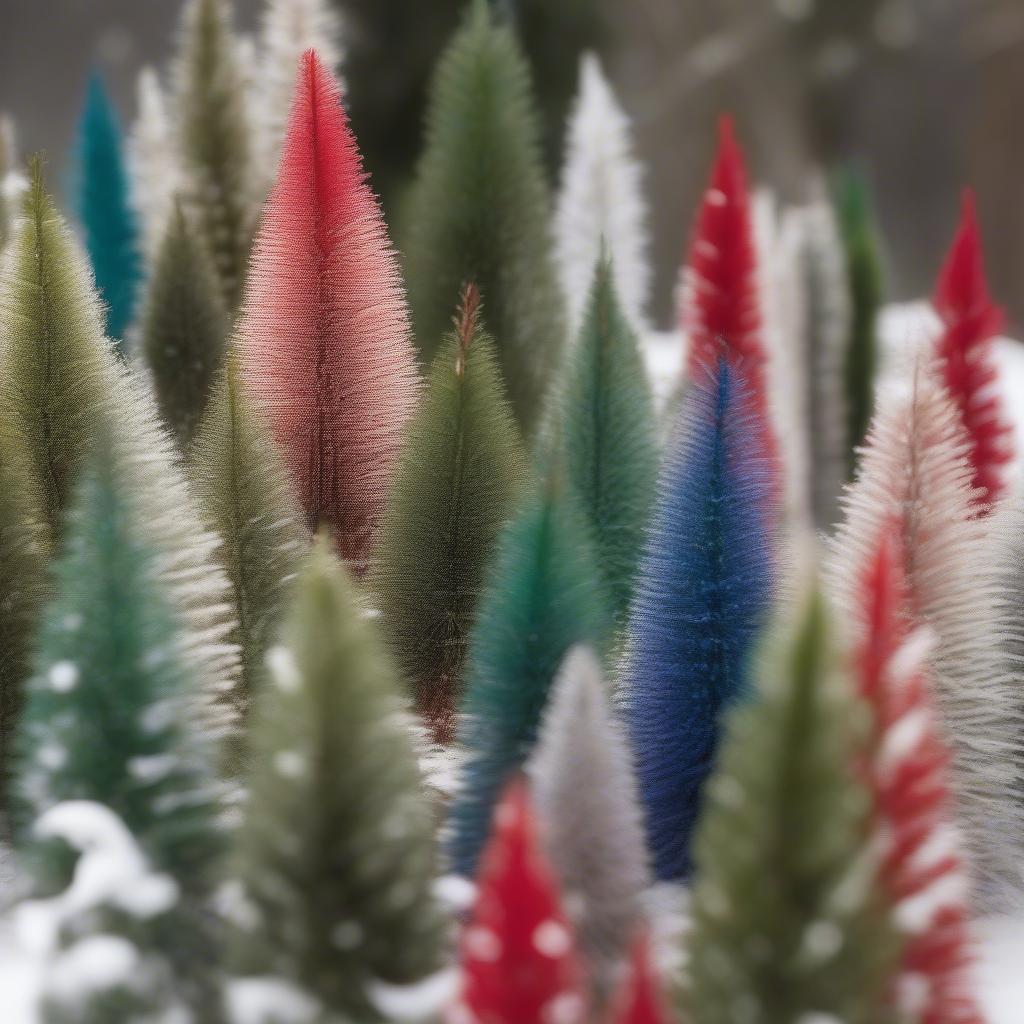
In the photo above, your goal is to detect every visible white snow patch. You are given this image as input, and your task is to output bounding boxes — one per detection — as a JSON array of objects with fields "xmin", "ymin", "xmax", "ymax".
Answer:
[
  {"xmin": 227, "ymin": 976, "xmax": 322, "ymax": 1024},
  {"xmin": 266, "ymin": 645, "xmax": 300, "ymax": 693},
  {"xmin": 46, "ymin": 934, "xmax": 139, "ymax": 1002},
  {"xmin": 366, "ymin": 967, "xmax": 460, "ymax": 1021},
  {"xmin": 48, "ymin": 661, "xmax": 78, "ymax": 693},
  {"xmin": 433, "ymin": 874, "xmax": 476, "ymax": 914}
]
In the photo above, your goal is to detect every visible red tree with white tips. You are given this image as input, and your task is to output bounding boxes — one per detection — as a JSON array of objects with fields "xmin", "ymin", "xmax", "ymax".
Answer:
[
  {"xmin": 237, "ymin": 48, "xmax": 420, "ymax": 570},
  {"xmin": 856, "ymin": 523, "xmax": 984, "ymax": 1024},
  {"xmin": 609, "ymin": 933, "xmax": 674, "ymax": 1024},
  {"xmin": 933, "ymin": 189, "xmax": 1012, "ymax": 510},
  {"xmin": 450, "ymin": 779, "xmax": 588, "ymax": 1024}
]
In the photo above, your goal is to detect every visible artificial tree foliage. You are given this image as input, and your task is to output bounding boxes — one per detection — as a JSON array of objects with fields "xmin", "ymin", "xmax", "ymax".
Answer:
[
  {"xmin": 141, "ymin": 200, "xmax": 230, "ymax": 449},
  {"xmin": 16, "ymin": 450, "xmax": 225, "ymax": 1021},
  {"xmin": 557, "ymin": 258, "xmax": 657, "ymax": 631},
  {"xmin": 449, "ymin": 474, "xmax": 608, "ymax": 877},
  {"xmin": 621, "ymin": 358, "xmax": 775, "ymax": 881},
  {"xmin": 685, "ymin": 588, "xmax": 899, "ymax": 1024},
  {"xmin": 836, "ymin": 167, "xmax": 884, "ymax": 475},
  {"xmin": 189, "ymin": 352, "xmax": 307, "ymax": 732},
  {"xmin": 403, "ymin": 0, "xmax": 566, "ymax": 434},
  {"xmin": 74, "ymin": 73, "xmax": 141, "ymax": 346},
  {"xmin": 371, "ymin": 286, "xmax": 527, "ymax": 741},
  {"xmin": 173, "ymin": 0, "xmax": 259, "ymax": 313},
  {"xmin": 231, "ymin": 537, "xmax": 447, "ymax": 1021}
]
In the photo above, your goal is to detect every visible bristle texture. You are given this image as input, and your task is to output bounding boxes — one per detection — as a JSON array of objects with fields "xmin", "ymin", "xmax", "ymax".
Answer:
[
  {"xmin": 237, "ymin": 50, "xmax": 420, "ymax": 571},
  {"xmin": 621, "ymin": 359, "xmax": 776, "ymax": 880},
  {"xmin": 555, "ymin": 54, "xmax": 650, "ymax": 336}
]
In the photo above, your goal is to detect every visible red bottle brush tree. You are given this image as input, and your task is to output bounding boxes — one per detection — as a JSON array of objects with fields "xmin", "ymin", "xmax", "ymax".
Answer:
[
  {"xmin": 237, "ymin": 48, "xmax": 420, "ymax": 570},
  {"xmin": 681, "ymin": 116, "xmax": 775, "ymax": 463},
  {"xmin": 855, "ymin": 522, "xmax": 984, "ymax": 1024},
  {"xmin": 932, "ymin": 189, "xmax": 1012, "ymax": 510},
  {"xmin": 450, "ymin": 779, "xmax": 589, "ymax": 1024},
  {"xmin": 608, "ymin": 934, "xmax": 674, "ymax": 1024}
]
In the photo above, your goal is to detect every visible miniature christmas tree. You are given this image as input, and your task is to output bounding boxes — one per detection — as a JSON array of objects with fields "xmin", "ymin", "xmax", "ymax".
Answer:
[
  {"xmin": 853, "ymin": 523, "xmax": 984, "ymax": 1024},
  {"xmin": 555, "ymin": 54, "xmax": 651, "ymax": 336},
  {"xmin": 141, "ymin": 201, "xmax": 229, "ymax": 449},
  {"xmin": 189, "ymin": 352, "xmax": 307, "ymax": 732},
  {"xmin": 237, "ymin": 49, "xmax": 420, "ymax": 572},
  {"xmin": 450, "ymin": 779, "xmax": 588, "ymax": 1024},
  {"xmin": 449, "ymin": 476, "xmax": 608, "ymax": 877},
  {"xmin": 230, "ymin": 536, "xmax": 446, "ymax": 1019},
  {"xmin": 685, "ymin": 588, "xmax": 899, "ymax": 1024},
  {"xmin": 16, "ymin": 448, "xmax": 225, "ymax": 1020},
  {"xmin": 682, "ymin": 118, "xmax": 775, "ymax": 463},
  {"xmin": 836, "ymin": 167, "xmax": 884, "ymax": 474},
  {"xmin": 528, "ymin": 646, "xmax": 650, "ymax": 997},
  {"xmin": 371, "ymin": 285, "xmax": 527, "ymax": 742},
  {"xmin": 74, "ymin": 74, "xmax": 141, "ymax": 346},
  {"xmin": 932, "ymin": 189, "xmax": 1012, "ymax": 510},
  {"xmin": 621, "ymin": 358, "xmax": 776, "ymax": 880},
  {"xmin": 829, "ymin": 360, "xmax": 1024, "ymax": 906},
  {"xmin": 609, "ymin": 934, "xmax": 674, "ymax": 1024},
  {"xmin": 403, "ymin": 0, "xmax": 566, "ymax": 434},
  {"xmin": 556, "ymin": 257, "xmax": 657, "ymax": 631},
  {"xmin": 173, "ymin": 0, "xmax": 259, "ymax": 312},
  {"xmin": 0, "ymin": 165, "xmax": 240, "ymax": 739}
]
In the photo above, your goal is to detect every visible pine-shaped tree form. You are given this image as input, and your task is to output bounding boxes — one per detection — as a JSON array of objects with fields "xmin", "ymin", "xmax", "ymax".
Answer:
[
  {"xmin": 141, "ymin": 200, "xmax": 229, "ymax": 449},
  {"xmin": 681, "ymin": 118, "xmax": 775, "ymax": 461},
  {"xmin": 557, "ymin": 257, "xmax": 657, "ymax": 631},
  {"xmin": 237, "ymin": 49, "xmax": 420, "ymax": 572},
  {"xmin": 128, "ymin": 68, "xmax": 182, "ymax": 265},
  {"xmin": 371, "ymin": 285, "xmax": 526, "ymax": 742},
  {"xmin": 449, "ymin": 476, "xmax": 608, "ymax": 877},
  {"xmin": 787, "ymin": 194, "xmax": 851, "ymax": 529},
  {"xmin": 620, "ymin": 359, "xmax": 776, "ymax": 881},
  {"xmin": 189, "ymin": 352, "xmax": 307, "ymax": 730},
  {"xmin": 0, "ymin": 114, "xmax": 23, "ymax": 251},
  {"xmin": 685, "ymin": 588, "xmax": 899, "ymax": 1024},
  {"xmin": 0, "ymin": 166, "xmax": 240, "ymax": 737},
  {"xmin": 403, "ymin": 0, "xmax": 566, "ymax": 434},
  {"xmin": 828, "ymin": 361, "xmax": 1024, "ymax": 906},
  {"xmin": 528, "ymin": 646, "xmax": 649, "ymax": 997},
  {"xmin": 230, "ymin": 536, "xmax": 446, "ymax": 1019},
  {"xmin": 74, "ymin": 74, "xmax": 141, "ymax": 346},
  {"xmin": 173, "ymin": 0, "xmax": 259, "ymax": 312},
  {"xmin": 853, "ymin": 523, "xmax": 984, "ymax": 1024},
  {"xmin": 450, "ymin": 779, "xmax": 588, "ymax": 1024},
  {"xmin": 932, "ymin": 189, "xmax": 1012, "ymax": 511},
  {"xmin": 836, "ymin": 167, "xmax": 884, "ymax": 474},
  {"xmin": 257, "ymin": 0, "xmax": 343, "ymax": 184},
  {"xmin": 609, "ymin": 935, "xmax": 674, "ymax": 1024},
  {"xmin": 16, "ymin": 449, "xmax": 225, "ymax": 1019},
  {"xmin": 0, "ymin": 443, "xmax": 47, "ymax": 834},
  {"xmin": 555, "ymin": 54, "xmax": 650, "ymax": 336}
]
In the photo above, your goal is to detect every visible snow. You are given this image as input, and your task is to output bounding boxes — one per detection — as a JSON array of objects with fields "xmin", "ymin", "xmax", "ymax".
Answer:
[
  {"xmin": 366, "ymin": 967, "xmax": 461, "ymax": 1021},
  {"xmin": 47, "ymin": 661, "xmax": 78, "ymax": 693},
  {"xmin": 45, "ymin": 934, "xmax": 139, "ymax": 1002},
  {"xmin": 227, "ymin": 976, "xmax": 322, "ymax": 1024}
]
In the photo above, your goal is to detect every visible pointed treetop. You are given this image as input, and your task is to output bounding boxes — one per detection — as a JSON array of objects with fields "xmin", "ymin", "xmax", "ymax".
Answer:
[
  {"xmin": 452, "ymin": 778, "xmax": 589, "ymax": 1024},
  {"xmin": 609, "ymin": 934, "xmax": 674, "ymax": 1024},
  {"xmin": 456, "ymin": 281, "xmax": 481, "ymax": 374},
  {"xmin": 931, "ymin": 188, "xmax": 1011, "ymax": 508},
  {"xmin": 237, "ymin": 47, "xmax": 419, "ymax": 570}
]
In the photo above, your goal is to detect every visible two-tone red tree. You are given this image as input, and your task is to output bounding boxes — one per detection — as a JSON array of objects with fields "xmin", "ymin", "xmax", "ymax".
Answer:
[
  {"xmin": 450, "ymin": 779, "xmax": 589, "ymax": 1024},
  {"xmin": 855, "ymin": 522, "xmax": 984, "ymax": 1024},
  {"xmin": 932, "ymin": 189, "xmax": 1013, "ymax": 510},
  {"xmin": 237, "ymin": 49, "xmax": 420, "ymax": 570},
  {"xmin": 681, "ymin": 116, "xmax": 776, "ymax": 465}
]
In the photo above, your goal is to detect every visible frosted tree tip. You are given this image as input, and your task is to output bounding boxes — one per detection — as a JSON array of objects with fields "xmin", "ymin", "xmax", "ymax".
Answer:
[{"xmin": 455, "ymin": 282, "xmax": 482, "ymax": 375}]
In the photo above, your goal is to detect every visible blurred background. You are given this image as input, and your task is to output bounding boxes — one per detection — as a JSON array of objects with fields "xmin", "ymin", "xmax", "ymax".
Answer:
[{"xmin": 1, "ymin": 0, "xmax": 1021, "ymax": 330}]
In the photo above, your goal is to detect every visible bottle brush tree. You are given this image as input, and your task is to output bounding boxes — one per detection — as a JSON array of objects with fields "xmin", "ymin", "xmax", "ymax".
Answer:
[
  {"xmin": 556, "ymin": 257, "xmax": 657, "ymax": 632},
  {"xmin": 448, "ymin": 474, "xmax": 608, "ymax": 878},
  {"xmin": 188, "ymin": 351, "xmax": 308, "ymax": 738},
  {"xmin": 685, "ymin": 587, "xmax": 900, "ymax": 1024},
  {"xmin": 620, "ymin": 358, "xmax": 776, "ymax": 881},
  {"xmin": 16, "ymin": 447, "xmax": 226, "ymax": 1021},
  {"xmin": 931, "ymin": 188, "xmax": 1012, "ymax": 511},
  {"xmin": 230, "ymin": 536, "xmax": 447, "ymax": 1020},
  {"xmin": 371, "ymin": 285, "xmax": 527, "ymax": 742},
  {"xmin": 237, "ymin": 49, "xmax": 421, "ymax": 572},
  {"xmin": 141, "ymin": 200, "xmax": 230, "ymax": 449},
  {"xmin": 450, "ymin": 779, "xmax": 588, "ymax": 1024},
  {"xmin": 74, "ymin": 73, "xmax": 141, "ymax": 347},
  {"xmin": 403, "ymin": 0, "xmax": 566, "ymax": 435}
]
